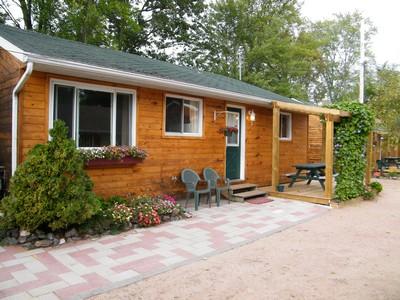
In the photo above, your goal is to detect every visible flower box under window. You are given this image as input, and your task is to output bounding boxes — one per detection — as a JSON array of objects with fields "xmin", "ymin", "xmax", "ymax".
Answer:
[
  {"xmin": 80, "ymin": 146, "xmax": 147, "ymax": 169},
  {"xmin": 85, "ymin": 156, "xmax": 145, "ymax": 169}
]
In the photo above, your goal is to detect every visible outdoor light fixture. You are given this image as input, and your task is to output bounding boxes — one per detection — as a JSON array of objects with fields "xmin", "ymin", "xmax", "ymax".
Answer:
[{"xmin": 248, "ymin": 109, "xmax": 256, "ymax": 122}]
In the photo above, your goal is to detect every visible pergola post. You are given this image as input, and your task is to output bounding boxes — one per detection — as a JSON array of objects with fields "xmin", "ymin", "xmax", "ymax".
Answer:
[
  {"xmin": 321, "ymin": 122, "xmax": 326, "ymax": 162},
  {"xmin": 324, "ymin": 114, "xmax": 334, "ymax": 199},
  {"xmin": 365, "ymin": 131, "xmax": 373, "ymax": 185},
  {"xmin": 271, "ymin": 103, "xmax": 280, "ymax": 191}
]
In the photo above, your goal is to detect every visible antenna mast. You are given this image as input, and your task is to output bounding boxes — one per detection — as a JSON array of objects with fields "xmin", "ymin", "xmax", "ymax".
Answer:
[{"xmin": 359, "ymin": 18, "xmax": 365, "ymax": 104}]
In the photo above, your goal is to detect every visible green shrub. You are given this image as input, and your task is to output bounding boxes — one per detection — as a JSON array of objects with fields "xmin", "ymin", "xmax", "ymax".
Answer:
[
  {"xmin": 326, "ymin": 102, "xmax": 375, "ymax": 201},
  {"xmin": 0, "ymin": 120, "xmax": 101, "ymax": 231},
  {"xmin": 370, "ymin": 182, "xmax": 383, "ymax": 193},
  {"xmin": 362, "ymin": 189, "xmax": 375, "ymax": 200}
]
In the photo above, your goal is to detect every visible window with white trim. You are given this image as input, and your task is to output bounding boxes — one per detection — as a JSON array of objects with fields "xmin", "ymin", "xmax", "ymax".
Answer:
[
  {"xmin": 279, "ymin": 112, "xmax": 292, "ymax": 140},
  {"xmin": 165, "ymin": 95, "xmax": 202, "ymax": 136},
  {"xmin": 52, "ymin": 82, "xmax": 135, "ymax": 147}
]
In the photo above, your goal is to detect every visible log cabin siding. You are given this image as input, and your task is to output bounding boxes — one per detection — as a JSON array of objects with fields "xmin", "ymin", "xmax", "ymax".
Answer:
[
  {"xmin": 0, "ymin": 48, "xmax": 21, "ymax": 187},
  {"xmin": 17, "ymin": 71, "xmax": 309, "ymax": 197},
  {"xmin": 307, "ymin": 115, "xmax": 323, "ymax": 163}
]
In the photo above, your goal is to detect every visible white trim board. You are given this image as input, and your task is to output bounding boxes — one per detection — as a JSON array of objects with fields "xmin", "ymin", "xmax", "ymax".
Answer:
[
  {"xmin": 226, "ymin": 104, "xmax": 246, "ymax": 181},
  {"xmin": 0, "ymin": 36, "xmax": 27, "ymax": 62}
]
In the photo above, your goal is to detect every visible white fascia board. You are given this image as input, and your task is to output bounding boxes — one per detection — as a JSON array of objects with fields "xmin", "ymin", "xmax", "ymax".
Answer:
[
  {"xmin": 27, "ymin": 54, "xmax": 274, "ymax": 107},
  {"xmin": 0, "ymin": 36, "xmax": 28, "ymax": 62}
]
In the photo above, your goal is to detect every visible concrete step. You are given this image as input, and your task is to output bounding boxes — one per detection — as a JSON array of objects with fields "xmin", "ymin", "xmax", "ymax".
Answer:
[
  {"xmin": 230, "ymin": 183, "xmax": 257, "ymax": 193},
  {"xmin": 234, "ymin": 189, "xmax": 266, "ymax": 199}
]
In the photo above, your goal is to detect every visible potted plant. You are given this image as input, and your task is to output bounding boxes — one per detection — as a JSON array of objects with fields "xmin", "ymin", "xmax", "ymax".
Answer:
[
  {"xmin": 80, "ymin": 146, "xmax": 148, "ymax": 169},
  {"xmin": 277, "ymin": 184, "xmax": 285, "ymax": 192},
  {"xmin": 219, "ymin": 126, "xmax": 238, "ymax": 137}
]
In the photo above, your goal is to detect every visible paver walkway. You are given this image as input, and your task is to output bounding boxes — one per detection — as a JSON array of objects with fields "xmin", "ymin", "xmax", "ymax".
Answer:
[{"xmin": 0, "ymin": 198, "xmax": 328, "ymax": 299}]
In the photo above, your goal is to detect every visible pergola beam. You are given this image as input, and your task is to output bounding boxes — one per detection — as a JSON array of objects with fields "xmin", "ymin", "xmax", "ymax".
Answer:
[{"xmin": 272, "ymin": 101, "xmax": 350, "ymax": 117}]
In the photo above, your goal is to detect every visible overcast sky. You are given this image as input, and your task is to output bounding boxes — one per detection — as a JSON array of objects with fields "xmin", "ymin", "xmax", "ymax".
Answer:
[{"xmin": 301, "ymin": 0, "xmax": 400, "ymax": 66}]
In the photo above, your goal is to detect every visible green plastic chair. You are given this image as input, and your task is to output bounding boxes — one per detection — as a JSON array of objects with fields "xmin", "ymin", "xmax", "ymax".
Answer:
[
  {"xmin": 203, "ymin": 167, "xmax": 231, "ymax": 207},
  {"xmin": 181, "ymin": 169, "xmax": 211, "ymax": 211}
]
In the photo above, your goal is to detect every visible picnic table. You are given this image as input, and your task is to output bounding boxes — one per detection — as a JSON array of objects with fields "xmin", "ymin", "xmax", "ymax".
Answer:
[
  {"xmin": 288, "ymin": 162, "xmax": 326, "ymax": 190},
  {"xmin": 383, "ymin": 157, "xmax": 400, "ymax": 167}
]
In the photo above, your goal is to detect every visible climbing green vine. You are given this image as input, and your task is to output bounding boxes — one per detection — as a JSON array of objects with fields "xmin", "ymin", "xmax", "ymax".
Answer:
[{"xmin": 326, "ymin": 101, "xmax": 375, "ymax": 201}]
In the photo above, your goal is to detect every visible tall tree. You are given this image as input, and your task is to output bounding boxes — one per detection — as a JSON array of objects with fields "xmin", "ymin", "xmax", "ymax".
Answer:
[
  {"xmin": 177, "ymin": 0, "xmax": 320, "ymax": 100},
  {"xmin": 370, "ymin": 65, "xmax": 400, "ymax": 141},
  {"xmin": 0, "ymin": 0, "xmax": 61, "ymax": 33},
  {"xmin": 0, "ymin": 0, "xmax": 206, "ymax": 59},
  {"xmin": 308, "ymin": 12, "xmax": 376, "ymax": 103}
]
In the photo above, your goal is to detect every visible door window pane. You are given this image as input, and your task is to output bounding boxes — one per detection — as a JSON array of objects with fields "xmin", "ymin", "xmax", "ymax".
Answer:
[
  {"xmin": 116, "ymin": 93, "xmax": 132, "ymax": 146},
  {"xmin": 78, "ymin": 89, "xmax": 112, "ymax": 147},
  {"xmin": 183, "ymin": 100, "xmax": 200, "ymax": 133},
  {"xmin": 165, "ymin": 97, "xmax": 183, "ymax": 133},
  {"xmin": 54, "ymin": 85, "xmax": 74, "ymax": 138},
  {"xmin": 227, "ymin": 112, "xmax": 239, "ymax": 145}
]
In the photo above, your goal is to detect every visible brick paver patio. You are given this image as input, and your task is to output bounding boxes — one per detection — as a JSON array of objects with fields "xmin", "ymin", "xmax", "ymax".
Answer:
[{"xmin": 0, "ymin": 198, "xmax": 328, "ymax": 299}]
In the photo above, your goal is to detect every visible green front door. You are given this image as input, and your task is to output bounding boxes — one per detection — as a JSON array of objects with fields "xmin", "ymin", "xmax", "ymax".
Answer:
[{"xmin": 226, "ymin": 107, "xmax": 242, "ymax": 180}]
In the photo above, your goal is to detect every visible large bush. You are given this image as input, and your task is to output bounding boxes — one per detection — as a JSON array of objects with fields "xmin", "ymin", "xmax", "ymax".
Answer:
[
  {"xmin": 327, "ymin": 101, "xmax": 375, "ymax": 201},
  {"xmin": 1, "ymin": 121, "xmax": 100, "ymax": 231}
]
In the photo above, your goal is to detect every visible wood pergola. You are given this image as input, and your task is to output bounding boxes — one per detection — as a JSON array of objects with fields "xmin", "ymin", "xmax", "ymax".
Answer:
[{"xmin": 267, "ymin": 101, "xmax": 374, "ymax": 205}]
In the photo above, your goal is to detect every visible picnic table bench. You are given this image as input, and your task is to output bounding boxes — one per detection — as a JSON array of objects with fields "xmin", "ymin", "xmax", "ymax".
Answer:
[{"xmin": 287, "ymin": 163, "xmax": 331, "ymax": 190}]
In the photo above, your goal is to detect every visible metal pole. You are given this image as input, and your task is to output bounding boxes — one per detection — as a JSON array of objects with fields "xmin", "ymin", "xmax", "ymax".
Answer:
[
  {"xmin": 238, "ymin": 46, "xmax": 243, "ymax": 81},
  {"xmin": 359, "ymin": 18, "xmax": 365, "ymax": 104}
]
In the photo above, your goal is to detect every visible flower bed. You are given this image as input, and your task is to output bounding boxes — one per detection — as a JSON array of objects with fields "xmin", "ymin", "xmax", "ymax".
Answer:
[{"xmin": 0, "ymin": 193, "xmax": 190, "ymax": 249}]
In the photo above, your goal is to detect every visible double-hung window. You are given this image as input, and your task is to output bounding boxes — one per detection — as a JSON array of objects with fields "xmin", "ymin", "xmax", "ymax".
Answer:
[
  {"xmin": 51, "ymin": 80, "xmax": 136, "ymax": 147},
  {"xmin": 279, "ymin": 112, "xmax": 292, "ymax": 140},
  {"xmin": 165, "ymin": 95, "xmax": 203, "ymax": 137}
]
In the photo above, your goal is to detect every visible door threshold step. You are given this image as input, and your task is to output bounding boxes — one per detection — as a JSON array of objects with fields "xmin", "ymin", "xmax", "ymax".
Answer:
[
  {"xmin": 234, "ymin": 189, "xmax": 266, "ymax": 199},
  {"xmin": 230, "ymin": 183, "xmax": 257, "ymax": 192}
]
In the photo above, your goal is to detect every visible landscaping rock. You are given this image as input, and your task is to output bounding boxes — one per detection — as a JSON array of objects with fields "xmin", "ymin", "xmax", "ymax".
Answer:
[
  {"xmin": 52, "ymin": 238, "xmax": 59, "ymax": 246},
  {"xmin": 19, "ymin": 230, "xmax": 31, "ymax": 237},
  {"xmin": 183, "ymin": 212, "xmax": 193, "ymax": 218},
  {"xmin": 71, "ymin": 236, "xmax": 81, "ymax": 241},
  {"xmin": 36, "ymin": 230, "xmax": 47, "ymax": 239},
  {"xmin": 18, "ymin": 236, "xmax": 27, "ymax": 244},
  {"xmin": 65, "ymin": 228, "xmax": 78, "ymax": 238},
  {"xmin": 27, "ymin": 234, "xmax": 38, "ymax": 243},
  {"xmin": 59, "ymin": 238, "xmax": 66, "ymax": 245},
  {"xmin": 34, "ymin": 240, "xmax": 53, "ymax": 248},
  {"xmin": 4, "ymin": 237, "xmax": 18, "ymax": 245}
]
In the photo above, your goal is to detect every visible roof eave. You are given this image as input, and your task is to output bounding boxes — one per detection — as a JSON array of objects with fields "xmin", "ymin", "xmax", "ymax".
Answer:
[
  {"xmin": 0, "ymin": 36, "xmax": 28, "ymax": 62},
  {"xmin": 27, "ymin": 54, "xmax": 278, "ymax": 107}
]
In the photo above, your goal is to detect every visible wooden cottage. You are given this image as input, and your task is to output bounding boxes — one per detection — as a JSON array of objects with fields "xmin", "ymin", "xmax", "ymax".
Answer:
[{"xmin": 0, "ymin": 24, "xmax": 350, "ymax": 205}]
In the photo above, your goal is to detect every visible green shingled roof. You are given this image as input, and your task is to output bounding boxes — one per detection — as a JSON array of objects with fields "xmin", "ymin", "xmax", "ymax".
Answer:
[{"xmin": 0, "ymin": 24, "xmax": 300, "ymax": 104}]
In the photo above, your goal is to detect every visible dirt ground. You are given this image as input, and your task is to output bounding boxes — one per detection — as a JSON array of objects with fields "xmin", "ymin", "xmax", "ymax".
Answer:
[{"xmin": 92, "ymin": 179, "xmax": 400, "ymax": 300}]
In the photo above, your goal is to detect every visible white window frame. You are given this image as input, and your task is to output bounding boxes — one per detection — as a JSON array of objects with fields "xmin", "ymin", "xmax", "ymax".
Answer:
[
  {"xmin": 226, "ymin": 111, "xmax": 240, "ymax": 147},
  {"xmin": 164, "ymin": 93, "xmax": 203, "ymax": 137},
  {"xmin": 48, "ymin": 78, "xmax": 137, "ymax": 148},
  {"xmin": 279, "ymin": 112, "xmax": 292, "ymax": 141}
]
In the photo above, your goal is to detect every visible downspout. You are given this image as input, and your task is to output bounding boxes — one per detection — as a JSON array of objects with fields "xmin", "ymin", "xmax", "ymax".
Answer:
[{"xmin": 11, "ymin": 62, "xmax": 33, "ymax": 175}]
